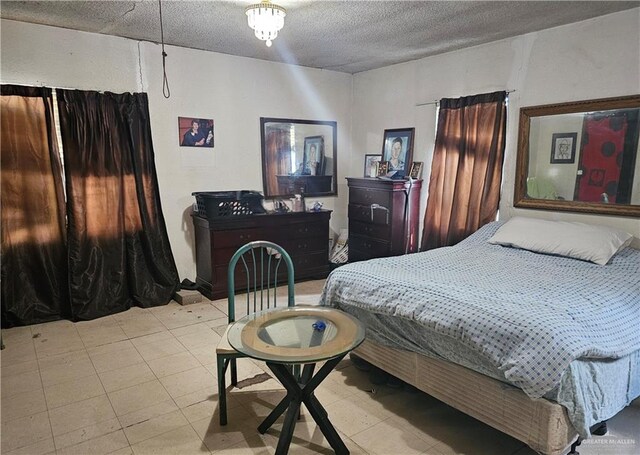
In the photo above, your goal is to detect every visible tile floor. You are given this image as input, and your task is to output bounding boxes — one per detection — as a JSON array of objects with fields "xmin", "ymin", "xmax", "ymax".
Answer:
[{"xmin": 1, "ymin": 279, "xmax": 638, "ymax": 455}]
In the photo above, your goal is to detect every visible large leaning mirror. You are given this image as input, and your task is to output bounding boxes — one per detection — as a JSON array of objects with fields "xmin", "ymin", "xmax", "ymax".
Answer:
[
  {"xmin": 260, "ymin": 117, "xmax": 337, "ymax": 198},
  {"xmin": 515, "ymin": 95, "xmax": 640, "ymax": 217}
]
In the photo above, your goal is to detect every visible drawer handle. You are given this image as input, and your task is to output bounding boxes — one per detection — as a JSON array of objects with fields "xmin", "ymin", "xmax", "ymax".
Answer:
[
  {"xmin": 370, "ymin": 204, "xmax": 389, "ymax": 224},
  {"xmin": 297, "ymin": 243, "xmax": 308, "ymax": 249}
]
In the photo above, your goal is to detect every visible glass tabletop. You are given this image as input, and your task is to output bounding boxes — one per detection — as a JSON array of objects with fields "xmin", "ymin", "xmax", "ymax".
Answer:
[{"xmin": 227, "ymin": 306, "xmax": 365, "ymax": 363}]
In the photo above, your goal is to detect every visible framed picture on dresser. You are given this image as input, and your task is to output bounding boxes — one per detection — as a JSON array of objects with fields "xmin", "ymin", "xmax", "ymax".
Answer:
[
  {"xmin": 409, "ymin": 161, "xmax": 423, "ymax": 179},
  {"xmin": 382, "ymin": 128, "xmax": 414, "ymax": 176},
  {"xmin": 377, "ymin": 161, "xmax": 389, "ymax": 176},
  {"xmin": 364, "ymin": 154, "xmax": 382, "ymax": 177}
]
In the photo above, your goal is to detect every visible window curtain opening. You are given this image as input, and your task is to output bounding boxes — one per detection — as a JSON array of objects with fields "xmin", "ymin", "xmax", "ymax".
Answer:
[
  {"xmin": 421, "ymin": 91, "xmax": 507, "ymax": 251},
  {"xmin": 57, "ymin": 89, "xmax": 179, "ymax": 320},
  {"xmin": 1, "ymin": 85, "xmax": 70, "ymax": 327},
  {"xmin": 2, "ymin": 85, "xmax": 179, "ymax": 326}
]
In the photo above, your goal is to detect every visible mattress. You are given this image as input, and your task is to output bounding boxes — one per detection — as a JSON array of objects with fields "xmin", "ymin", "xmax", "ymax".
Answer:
[{"xmin": 320, "ymin": 221, "xmax": 640, "ymax": 438}]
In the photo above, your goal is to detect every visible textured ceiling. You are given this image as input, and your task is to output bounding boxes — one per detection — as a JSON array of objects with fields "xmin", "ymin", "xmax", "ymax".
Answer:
[{"xmin": 1, "ymin": 1, "xmax": 638, "ymax": 73}]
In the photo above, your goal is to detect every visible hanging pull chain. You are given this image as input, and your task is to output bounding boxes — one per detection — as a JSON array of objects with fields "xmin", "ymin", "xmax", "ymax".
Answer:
[{"xmin": 159, "ymin": 0, "xmax": 170, "ymax": 98}]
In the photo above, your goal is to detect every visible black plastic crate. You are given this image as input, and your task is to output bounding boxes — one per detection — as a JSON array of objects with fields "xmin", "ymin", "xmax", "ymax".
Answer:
[{"xmin": 192, "ymin": 191, "xmax": 265, "ymax": 219}]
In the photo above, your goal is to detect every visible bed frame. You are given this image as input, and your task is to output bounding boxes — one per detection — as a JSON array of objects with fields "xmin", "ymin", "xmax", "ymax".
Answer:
[{"xmin": 354, "ymin": 339, "xmax": 582, "ymax": 455}]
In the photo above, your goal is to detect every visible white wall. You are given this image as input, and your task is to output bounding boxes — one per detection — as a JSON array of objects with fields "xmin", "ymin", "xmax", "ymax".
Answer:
[
  {"xmin": 352, "ymin": 8, "xmax": 640, "ymax": 242},
  {"xmin": 1, "ymin": 19, "xmax": 353, "ymax": 280}
]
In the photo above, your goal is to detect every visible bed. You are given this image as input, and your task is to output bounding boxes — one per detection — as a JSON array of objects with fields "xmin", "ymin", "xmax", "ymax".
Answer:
[{"xmin": 320, "ymin": 221, "xmax": 640, "ymax": 455}]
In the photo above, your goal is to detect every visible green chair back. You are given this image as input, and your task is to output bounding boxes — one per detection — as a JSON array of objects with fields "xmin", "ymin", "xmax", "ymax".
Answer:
[{"xmin": 227, "ymin": 241, "xmax": 295, "ymax": 324}]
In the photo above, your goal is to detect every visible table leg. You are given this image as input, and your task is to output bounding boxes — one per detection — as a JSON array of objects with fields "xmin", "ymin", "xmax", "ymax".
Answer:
[
  {"xmin": 300, "ymin": 357, "xmax": 348, "ymax": 454},
  {"xmin": 258, "ymin": 362, "xmax": 316, "ymax": 434},
  {"xmin": 276, "ymin": 397, "xmax": 301, "ymax": 454},
  {"xmin": 258, "ymin": 395, "xmax": 291, "ymax": 434},
  {"xmin": 264, "ymin": 355, "xmax": 349, "ymax": 455},
  {"xmin": 304, "ymin": 392, "xmax": 347, "ymax": 454},
  {"xmin": 301, "ymin": 363, "xmax": 316, "ymax": 383}
]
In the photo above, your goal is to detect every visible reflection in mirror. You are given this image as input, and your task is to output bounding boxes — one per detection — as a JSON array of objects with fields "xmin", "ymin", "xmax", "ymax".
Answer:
[
  {"xmin": 260, "ymin": 118, "xmax": 337, "ymax": 198},
  {"xmin": 515, "ymin": 95, "xmax": 640, "ymax": 217}
]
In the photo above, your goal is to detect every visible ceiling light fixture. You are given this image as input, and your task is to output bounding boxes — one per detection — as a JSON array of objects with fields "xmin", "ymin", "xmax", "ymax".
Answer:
[{"xmin": 245, "ymin": 0, "xmax": 286, "ymax": 47}]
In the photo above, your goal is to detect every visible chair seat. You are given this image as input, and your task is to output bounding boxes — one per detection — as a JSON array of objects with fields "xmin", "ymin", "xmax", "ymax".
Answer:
[{"xmin": 216, "ymin": 324, "xmax": 237, "ymax": 355}]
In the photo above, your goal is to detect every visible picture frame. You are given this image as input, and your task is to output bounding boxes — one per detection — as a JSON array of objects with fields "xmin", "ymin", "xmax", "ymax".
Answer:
[
  {"xmin": 364, "ymin": 154, "xmax": 382, "ymax": 177},
  {"xmin": 377, "ymin": 161, "xmax": 389, "ymax": 176},
  {"xmin": 179, "ymin": 117, "xmax": 214, "ymax": 147},
  {"xmin": 382, "ymin": 128, "xmax": 415, "ymax": 175},
  {"xmin": 303, "ymin": 136, "xmax": 324, "ymax": 175},
  {"xmin": 409, "ymin": 161, "xmax": 423, "ymax": 179},
  {"xmin": 550, "ymin": 132, "xmax": 577, "ymax": 163}
]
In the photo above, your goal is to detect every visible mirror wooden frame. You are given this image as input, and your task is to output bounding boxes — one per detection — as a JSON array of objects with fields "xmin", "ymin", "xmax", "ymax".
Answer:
[
  {"xmin": 515, "ymin": 94, "xmax": 640, "ymax": 217},
  {"xmin": 260, "ymin": 117, "xmax": 338, "ymax": 198}
]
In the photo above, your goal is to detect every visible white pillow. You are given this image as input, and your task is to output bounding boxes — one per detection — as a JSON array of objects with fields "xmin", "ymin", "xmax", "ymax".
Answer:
[{"xmin": 488, "ymin": 217, "xmax": 633, "ymax": 265}]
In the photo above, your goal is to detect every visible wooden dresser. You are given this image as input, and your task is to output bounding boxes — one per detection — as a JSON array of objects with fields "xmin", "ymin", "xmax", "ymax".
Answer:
[
  {"xmin": 346, "ymin": 178, "xmax": 422, "ymax": 262},
  {"xmin": 193, "ymin": 210, "xmax": 331, "ymax": 300}
]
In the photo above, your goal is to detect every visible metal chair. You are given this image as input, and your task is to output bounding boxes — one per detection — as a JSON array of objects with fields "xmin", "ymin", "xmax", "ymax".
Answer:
[{"xmin": 216, "ymin": 240, "xmax": 295, "ymax": 425}]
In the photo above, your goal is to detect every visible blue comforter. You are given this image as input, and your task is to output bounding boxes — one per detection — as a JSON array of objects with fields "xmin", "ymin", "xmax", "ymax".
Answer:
[{"xmin": 320, "ymin": 221, "xmax": 640, "ymax": 436}]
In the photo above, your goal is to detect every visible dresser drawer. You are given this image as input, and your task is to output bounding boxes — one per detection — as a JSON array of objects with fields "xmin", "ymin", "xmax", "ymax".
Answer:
[
  {"xmin": 214, "ymin": 228, "xmax": 263, "ymax": 247},
  {"xmin": 349, "ymin": 188, "xmax": 391, "ymax": 207},
  {"xmin": 349, "ymin": 220, "xmax": 390, "ymax": 241},
  {"xmin": 349, "ymin": 248, "xmax": 381, "ymax": 262},
  {"xmin": 287, "ymin": 221, "xmax": 328, "ymax": 239},
  {"xmin": 349, "ymin": 244, "xmax": 390, "ymax": 262},
  {"xmin": 212, "ymin": 243, "xmax": 287, "ymax": 267},
  {"xmin": 281, "ymin": 236, "xmax": 328, "ymax": 255},
  {"xmin": 349, "ymin": 234, "xmax": 390, "ymax": 257},
  {"xmin": 348, "ymin": 204, "xmax": 391, "ymax": 225}
]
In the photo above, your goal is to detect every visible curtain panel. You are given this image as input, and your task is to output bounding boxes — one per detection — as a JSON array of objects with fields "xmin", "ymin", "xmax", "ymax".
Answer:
[
  {"xmin": 57, "ymin": 90, "xmax": 179, "ymax": 320},
  {"xmin": 421, "ymin": 91, "xmax": 507, "ymax": 251},
  {"xmin": 1, "ymin": 85, "xmax": 70, "ymax": 327}
]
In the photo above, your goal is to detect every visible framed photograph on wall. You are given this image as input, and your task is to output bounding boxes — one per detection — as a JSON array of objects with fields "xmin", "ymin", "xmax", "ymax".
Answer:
[
  {"xmin": 179, "ymin": 117, "xmax": 214, "ymax": 147},
  {"xmin": 550, "ymin": 132, "xmax": 577, "ymax": 163},
  {"xmin": 364, "ymin": 154, "xmax": 382, "ymax": 177},
  {"xmin": 382, "ymin": 128, "xmax": 415, "ymax": 176},
  {"xmin": 303, "ymin": 136, "xmax": 324, "ymax": 175},
  {"xmin": 409, "ymin": 161, "xmax": 423, "ymax": 179}
]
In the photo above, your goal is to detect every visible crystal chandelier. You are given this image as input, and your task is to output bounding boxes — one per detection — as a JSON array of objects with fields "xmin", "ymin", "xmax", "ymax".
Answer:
[{"xmin": 245, "ymin": 0, "xmax": 286, "ymax": 47}]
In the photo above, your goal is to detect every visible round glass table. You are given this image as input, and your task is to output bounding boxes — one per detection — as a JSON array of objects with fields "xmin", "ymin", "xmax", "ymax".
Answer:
[{"xmin": 228, "ymin": 306, "xmax": 365, "ymax": 455}]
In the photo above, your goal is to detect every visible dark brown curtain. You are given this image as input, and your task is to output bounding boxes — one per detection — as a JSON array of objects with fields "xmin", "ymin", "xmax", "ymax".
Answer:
[
  {"xmin": 57, "ymin": 90, "xmax": 179, "ymax": 320},
  {"xmin": 1, "ymin": 85, "xmax": 70, "ymax": 327},
  {"xmin": 421, "ymin": 91, "xmax": 507, "ymax": 251},
  {"xmin": 265, "ymin": 130, "xmax": 291, "ymax": 195}
]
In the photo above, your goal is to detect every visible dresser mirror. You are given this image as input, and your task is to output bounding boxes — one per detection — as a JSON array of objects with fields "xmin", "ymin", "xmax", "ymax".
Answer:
[
  {"xmin": 261, "ymin": 118, "xmax": 337, "ymax": 198},
  {"xmin": 515, "ymin": 95, "xmax": 640, "ymax": 217}
]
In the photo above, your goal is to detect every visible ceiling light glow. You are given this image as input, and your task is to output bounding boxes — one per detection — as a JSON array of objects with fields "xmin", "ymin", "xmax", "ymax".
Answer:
[{"xmin": 245, "ymin": 0, "xmax": 286, "ymax": 47}]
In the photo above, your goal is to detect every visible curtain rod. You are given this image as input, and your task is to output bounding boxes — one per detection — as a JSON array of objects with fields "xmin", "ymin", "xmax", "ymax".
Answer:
[
  {"xmin": 0, "ymin": 82, "xmax": 110, "ymax": 92},
  {"xmin": 416, "ymin": 89, "xmax": 516, "ymax": 107}
]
